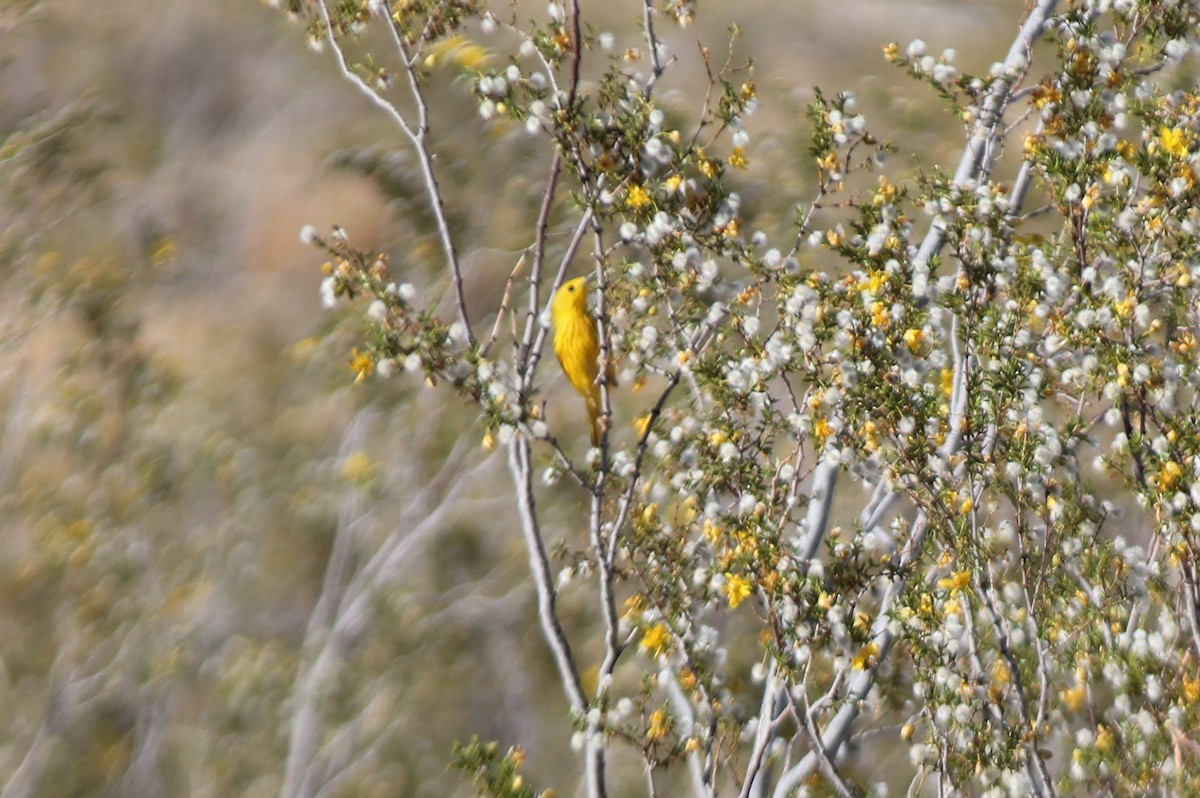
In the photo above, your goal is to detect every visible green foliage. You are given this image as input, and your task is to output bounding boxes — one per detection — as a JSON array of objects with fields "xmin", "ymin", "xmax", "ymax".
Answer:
[{"xmin": 452, "ymin": 738, "xmax": 544, "ymax": 798}]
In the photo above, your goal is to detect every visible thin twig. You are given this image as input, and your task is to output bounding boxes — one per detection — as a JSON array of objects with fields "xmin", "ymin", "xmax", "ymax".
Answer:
[
  {"xmin": 483, "ymin": 254, "xmax": 527, "ymax": 358},
  {"xmin": 316, "ymin": 0, "xmax": 474, "ymax": 344}
]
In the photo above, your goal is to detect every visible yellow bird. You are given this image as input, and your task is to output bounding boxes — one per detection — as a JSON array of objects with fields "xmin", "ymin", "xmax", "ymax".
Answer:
[{"xmin": 552, "ymin": 276, "xmax": 617, "ymax": 446}]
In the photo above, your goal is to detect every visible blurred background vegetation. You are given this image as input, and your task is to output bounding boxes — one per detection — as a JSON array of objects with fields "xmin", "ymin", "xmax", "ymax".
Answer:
[{"xmin": 0, "ymin": 0, "xmax": 1043, "ymax": 794}]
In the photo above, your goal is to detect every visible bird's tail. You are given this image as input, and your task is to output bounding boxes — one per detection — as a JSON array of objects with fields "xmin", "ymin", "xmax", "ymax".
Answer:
[{"xmin": 587, "ymin": 396, "xmax": 603, "ymax": 447}]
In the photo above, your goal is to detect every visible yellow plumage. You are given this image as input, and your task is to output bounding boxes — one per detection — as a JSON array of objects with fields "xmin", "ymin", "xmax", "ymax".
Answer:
[{"xmin": 552, "ymin": 276, "xmax": 616, "ymax": 446}]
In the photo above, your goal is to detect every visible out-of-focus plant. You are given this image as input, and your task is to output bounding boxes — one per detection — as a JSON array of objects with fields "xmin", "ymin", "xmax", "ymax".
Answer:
[{"xmin": 282, "ymin": 0, "xmax": 1200, "ymax": 795}]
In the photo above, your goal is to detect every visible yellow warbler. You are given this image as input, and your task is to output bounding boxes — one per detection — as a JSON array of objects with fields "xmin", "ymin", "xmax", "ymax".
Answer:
[{"xmin": 552, "ymin": 276, "xmax": 616, "ymax": 445}]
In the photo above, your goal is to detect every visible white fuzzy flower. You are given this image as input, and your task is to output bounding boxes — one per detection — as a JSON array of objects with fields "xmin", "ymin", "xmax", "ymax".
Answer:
[
  {"xmin": 933, "ymin": 63, "xmax": 957, "ymax": 83},
  {"xmin": 320, "ymin": 276, "xmax": 338, "ymax": 308},
  {"xmin": 1165, "ymin": 38, "xmax": 1190, "ymax": 62},
  {"xmin": 866, "ymin": 224, "xmax": 889, "ymax": 255}
]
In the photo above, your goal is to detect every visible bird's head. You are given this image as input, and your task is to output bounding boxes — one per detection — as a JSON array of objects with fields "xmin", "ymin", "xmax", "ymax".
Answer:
[{"xmin": 552, "ymin": 276, "xmax": 591, "ymax": 318}]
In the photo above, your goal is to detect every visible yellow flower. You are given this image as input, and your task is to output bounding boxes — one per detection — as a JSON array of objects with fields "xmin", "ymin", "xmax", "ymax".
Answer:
[
  {"xmin": 851, "ymin": 642, "xmax": 879, "ymax": 670},
  {"xmin": 860, "ymin": 420, "xmax": 878, "ymax": 446},
  {"xmin": 1182, "ymin": 676, "xmax": 1200, "ymax": 705},
  {"xmin": 883, "ymin": 42, "xmax": 899, "ymax": 61},
  {"xmin": 634, "ymin": 414, "xmax": 653, "ymax": 437},
  {"xmin": 1031, "ymin": 83, "xmax": 1060, "ymax": 110},
  {"xmin": 423, "ymin": 35, "xmax": 489, "ymax": 69},
  {"xmin": 988, "ymin": 660, "xmax": 1011, "ymax": 703},
  {"xmin": 349, "ymin": 348, "xmax": 375, "ymax": 383},
  {"xmin": 1159, "ymin": 125, "xmax": 1189, "ymax": 159},
  {"xmin": 641, "ymin": 623, "xmax": 670, "ymax": 656},
  {"xmin": 1155, "ymin": 460, "xmax": 1182, "ymax": 491},
  {"xmin": 724, "ymin": 574, "xmax": 752, "ymax": 608},
  {"xmin": 937, "ymin": 569, "xmax": 972, "ymax": 595},
  {"xmin": 870, "ymin": 301, "xmax": 889, "ymax": 329},
  {"xmin": 940, "ymin": 368, "xmax": 954, "ymax": 397},
  {"xmin": 647, "ymin": 708, "xmax": 670, "ymax": 740},
  {"xmin": 903, "ymin": 328, "xmax": 923, "ymax": 353},
  {"xmin": 1060, "ymin": 682, "xmax": 1087, "ymax": 712},
  {"xmin": 1081, "ymin": 183, "xmax": 1100, "ymax": 210},
  {"xmin": 728, "ymin": 146, "xmax": 748, "ymax": 169},
  {"xmin": 874, "ymin": 175, "xmax": 897, "ymax": 204},
  {"xmin": 626, "ymin": 184, "xmax": 652, "ymax": 209}
]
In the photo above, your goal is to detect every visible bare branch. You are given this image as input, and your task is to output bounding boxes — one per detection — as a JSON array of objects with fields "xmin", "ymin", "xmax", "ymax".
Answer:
[{"xmin": 315, "ymin": 0, "xmax": 474, "ymax": 344}]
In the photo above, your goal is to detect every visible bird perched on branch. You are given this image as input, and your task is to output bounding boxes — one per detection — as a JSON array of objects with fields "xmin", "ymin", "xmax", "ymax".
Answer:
[{"xmin": 552, "ymin": 276, "xmax": 617, "ymax": 446}]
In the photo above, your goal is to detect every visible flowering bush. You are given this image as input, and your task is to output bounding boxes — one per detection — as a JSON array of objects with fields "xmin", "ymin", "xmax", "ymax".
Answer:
[{"xmin": 284, "ymin": 0, "xmax": 1200, "ymax": 795}]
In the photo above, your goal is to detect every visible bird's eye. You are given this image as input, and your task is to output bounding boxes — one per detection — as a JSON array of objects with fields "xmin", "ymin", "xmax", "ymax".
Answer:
[{"xmin": 568, "ymin": 285, "xmax": 575, "ymax": 292}]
